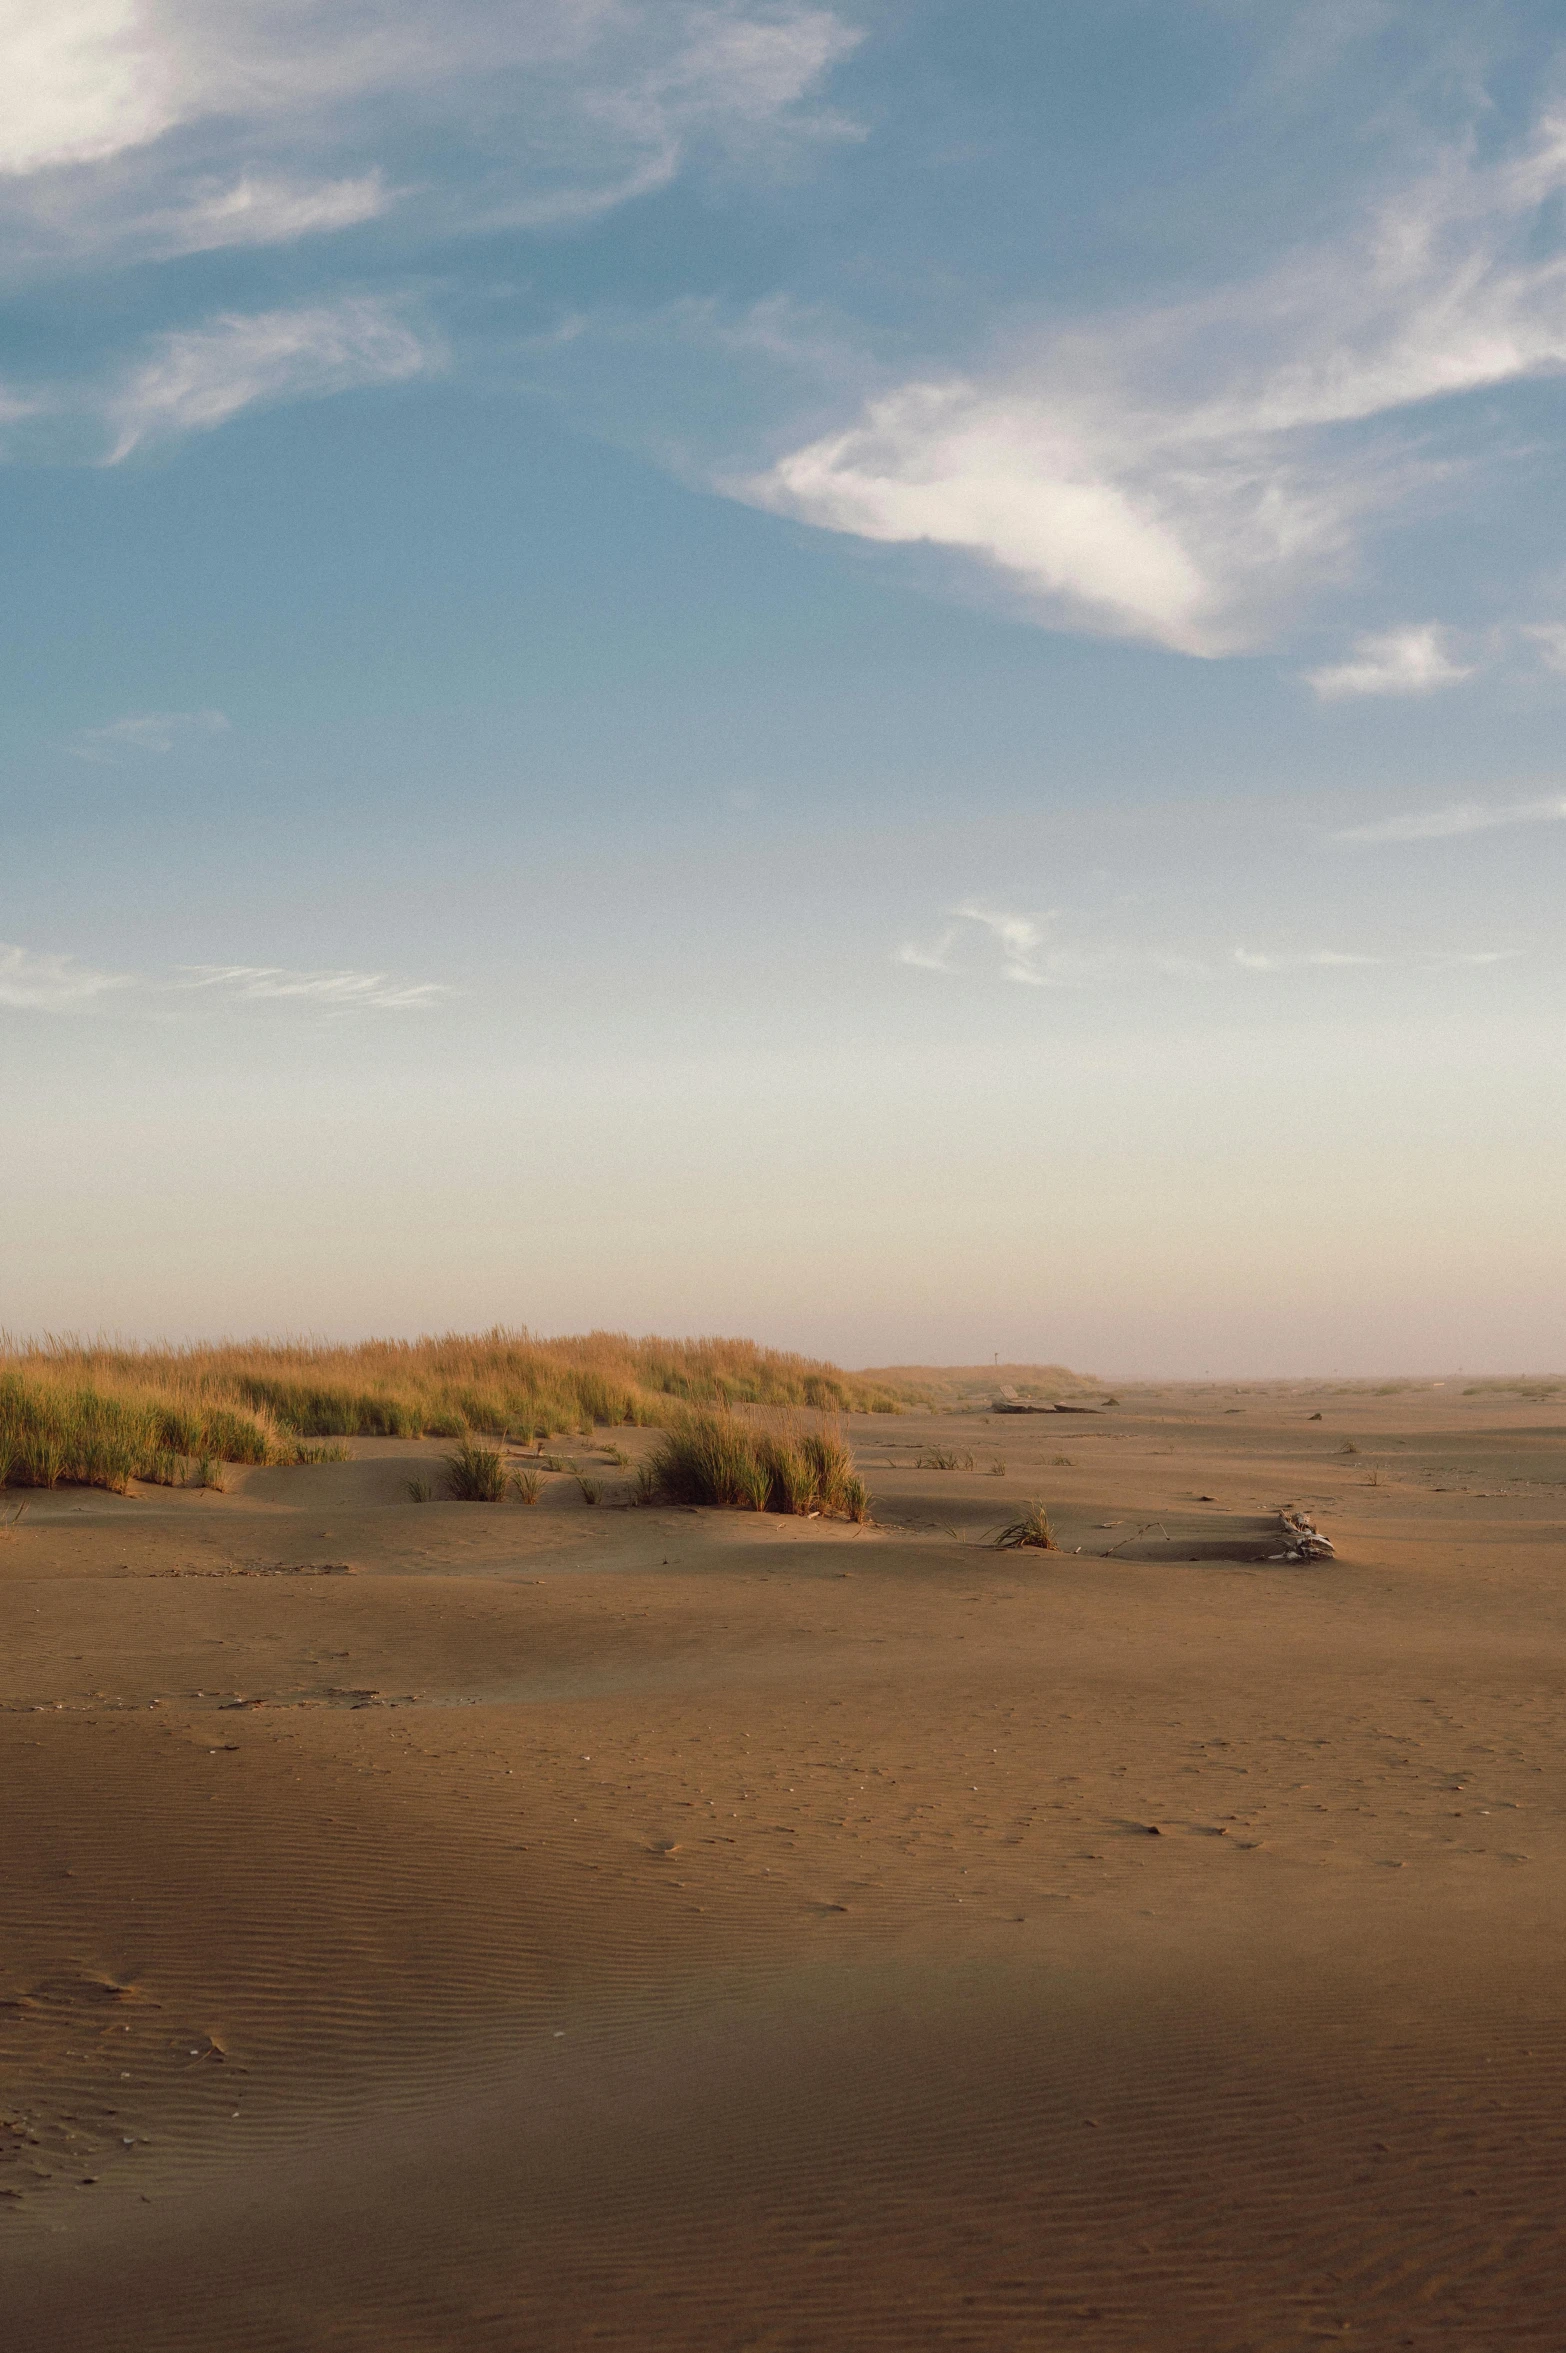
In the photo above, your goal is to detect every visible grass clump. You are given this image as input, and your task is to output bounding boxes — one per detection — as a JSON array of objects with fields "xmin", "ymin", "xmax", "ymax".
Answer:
[
  {"xmin": 443, "ymin": 1439, "xmax": 507, "ymax": 1502},
  {"xmin": 643, "ymin": 1413, "xmax": 869, "ymax": 1521},
  {"xmin": 405, "ymin": 1474, "xmax": 434, "ymax": 1503},
  {"xmin": 993, "ymin": 1500, "xmax": 1059, "ymax": 1551},
  {"xmin": 512, "ymin": 1469, "xmax": 540, "ymax": 1505}
]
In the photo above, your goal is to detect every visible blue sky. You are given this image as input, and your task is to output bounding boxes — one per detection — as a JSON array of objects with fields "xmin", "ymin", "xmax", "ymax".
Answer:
[{"xmin": 4, "ymin": 1, "xmax": 1565, "ymax": 1374}]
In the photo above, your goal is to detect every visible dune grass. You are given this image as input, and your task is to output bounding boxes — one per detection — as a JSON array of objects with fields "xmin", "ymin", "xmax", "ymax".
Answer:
[
  {"xmin": 0, "ymin": 1329, "xmax": 908, "ymax": 1494},
  {"xmin": 0, "ymin": 1370, "xmax": 288, "ymax": 1494},
  {"xmin": 643, "ymin": 1412, "xmax": 870, "ymax": 1521},
  {"xmin": 993, "ymin": 1500, "xmax": 1059, "ymax": 1551},
  {"xmin": 443, "ymin": 1439, "xmax": 507, "ymax": 1501}
]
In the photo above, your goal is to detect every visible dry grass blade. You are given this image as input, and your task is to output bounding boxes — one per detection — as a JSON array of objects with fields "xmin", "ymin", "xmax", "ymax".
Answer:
[{"xmin": 993, "ymin": 1500, "xmax": 1058, "ymax": 1551}]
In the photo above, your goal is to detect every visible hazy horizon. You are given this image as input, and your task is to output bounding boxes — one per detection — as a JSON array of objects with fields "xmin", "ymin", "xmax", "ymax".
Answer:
[{"xmin": 5, "ymin": 4, "xmax": 1564, "ymax": 1379}]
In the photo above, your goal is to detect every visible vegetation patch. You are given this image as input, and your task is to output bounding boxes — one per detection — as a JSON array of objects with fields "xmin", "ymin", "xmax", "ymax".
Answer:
[
  {"xmin": 0, "ymin": 1373, "xmax": 274, "ymax": 1494},
  {"xmin": 993, "ymin": 1501, "xmax": 1059, "ymax": 1551},
  {"xmin": 642, "ymin": 1413, "xmax": 870, "ymax": 1521},
  {"xmin": 0, "ymin": 1330, "xmax": 913, "ymax": 1493},
  {"xmin": 443, "ymin": 1440, "xmax": 508, "ymax": 1502}
]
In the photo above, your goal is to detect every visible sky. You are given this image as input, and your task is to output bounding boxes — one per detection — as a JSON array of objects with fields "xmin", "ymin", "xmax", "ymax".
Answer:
[{"xmin": 3, "ymin": 0, "xmax": 1565, "ymax": 1377}]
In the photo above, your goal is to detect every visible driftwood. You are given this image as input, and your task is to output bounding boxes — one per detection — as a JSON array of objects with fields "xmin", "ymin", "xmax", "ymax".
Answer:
[
  {"xmin": 1269, "ymin": 1509, "xmax": 1335, "ymax": 1563},
  {"xmin": 991, "ymin": 1387, "xmax": 1104, "ymax": 1415}
]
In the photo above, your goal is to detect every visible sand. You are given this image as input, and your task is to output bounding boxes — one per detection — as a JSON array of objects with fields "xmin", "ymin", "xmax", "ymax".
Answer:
[{"xmin": 4, "ymin": 1382, "xmax": 1565, "ymax": 2349}]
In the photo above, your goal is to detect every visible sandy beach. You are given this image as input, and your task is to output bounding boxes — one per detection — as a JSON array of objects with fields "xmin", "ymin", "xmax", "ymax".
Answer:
[{"xmin": 5, "ymin": 1381, "xmax": 1565, "ymax": 2349}]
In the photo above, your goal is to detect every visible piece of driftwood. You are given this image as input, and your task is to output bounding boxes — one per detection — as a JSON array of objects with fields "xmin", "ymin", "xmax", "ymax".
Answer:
[
  {"xmin": 1269, "ymin": 1509, "xmax": 1335, "ymax": 1563},
  {"xmin": 991, "ymin": 1399, "xmax": 1056, "ymax": 1415}
]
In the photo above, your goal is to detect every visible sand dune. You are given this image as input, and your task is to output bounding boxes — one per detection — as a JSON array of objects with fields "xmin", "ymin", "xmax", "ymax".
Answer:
[{"xmin": 5, "ymin": 1386, "xmax": 1566, "ymax": 2348}]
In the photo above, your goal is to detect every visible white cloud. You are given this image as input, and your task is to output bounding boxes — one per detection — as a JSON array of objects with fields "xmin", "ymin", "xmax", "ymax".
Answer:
[
  {"xmin": 1522, "ymin": 623, "xmax": 1566, "ymax": 675},
  {"xmin": 1234, "ymin": 946, "xmax": 1383, "ymax": 971},
  {"xmin": 0, "ymin": 1, "xmax": 179, "ymax": 177},
  {"xmin": 141, "ymin": 171, "xmax": 393, "ymax": 256},
  {"xmin": 104, "ymin": 297, "xmax": 438, "ymax": 457},
  {"xmin": 894, "ymin": 928, "xmax": 958, "ymax": 974},
  {"xmin": 955, "ymin": 904, "xmax": 1063, "ymax": 988},
  {"xmin": 1305, "ymin": 623, "xmax": 1474, "ymax": 700},
  {"xmin": 72, "ymin": 705, "xmax": 229, "ymax": 756},
  {"xmin": 0, "ymin": 4, "xmax": 858, "ymax": 265},
  {"xmin": 896, "ymin": 903, "xmax": 1085, "ymax": 988},
  {"xmin": 0, "ymin": 941, "xmax": 129, "ymax": 1009},
  {"xmin": 0, "ymin": 938, "xmax": 450, "ymax": 1013},
  {"xmin": 1234, "ymin": 943, "xmax": 1519, "ymax": 970},
  {"xmin": 742, "ymin": 113, "xmax": 1566, "ymax": 654},
  {"xmin": 1336, "ymin": 793, "xmax": 1566, "ymax": 843},
  {"xmin": 179, "ymin": 964, "xmax": 450, "ymax": 1009}
]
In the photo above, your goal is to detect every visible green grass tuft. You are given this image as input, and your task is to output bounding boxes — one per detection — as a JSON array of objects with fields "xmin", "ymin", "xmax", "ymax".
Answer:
[{"xmin": 443, "ymin": 1439, "xmax": 507, "ymax": 1502}]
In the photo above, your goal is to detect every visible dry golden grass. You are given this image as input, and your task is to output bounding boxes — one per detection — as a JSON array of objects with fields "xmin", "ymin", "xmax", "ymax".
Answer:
[
  {"xmin": 993, "ymin": 1499, "xmax": 1059, "ymax": 1550},
  {"xmin": 643, "ymin": 1412, "xmax": 870, "ymax": 1520},
  {"xmin": 0, "ymin": 1330, "xmax": 909, "ymax": 1492}
]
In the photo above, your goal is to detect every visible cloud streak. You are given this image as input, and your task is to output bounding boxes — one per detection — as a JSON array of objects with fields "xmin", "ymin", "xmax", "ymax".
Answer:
[
  {"xmin": 896, "ymin": 904, "xmax": 1086, "ymax": 988},
  {"xmin": 743, "ymin": 111, "xmax": 1566, "ymax": 655},
  {"xmin": 72, "ymin": 706, "xmax": 229, "ymax": 756},
  {"xmin": 0, "ymin": 942, "xmax": 129, "ymax": 1010},
  {"xmin": 0, "ymin": 943, "xmax": 450, "ymax": 1014},
  {"xmin": 1305, "ymin": 624, "xmax": 1474, "ymax": 700},
  {"xmin": 1234, "ymin": 945, "xmax": 1519, "ymax": 970},
  {"xmin": 179, "ymin": 965, "xmax": 452, "ymax": 1009},
  {"xmin": 1336, "ymin": 793, "xmax": 1566, "ymax": 843},
  {"xmin": 104, "ymin": 298, "xmax": 438, "ymax": 457}
]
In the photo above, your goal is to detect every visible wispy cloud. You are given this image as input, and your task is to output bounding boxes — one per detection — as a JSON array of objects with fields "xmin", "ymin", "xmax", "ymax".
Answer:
[
  {"xmin": 0, "ymin": 4, "xmax": 859, "ymax": 272},
  {"xmin": 1305, "ymin": 624, "xmax": 1473, "ymax": 700},
  {"xmin": 1521, "ymin": 623, "xmax": 1566, "ymax": 675},
  {"xmin": 896, "ymin": 904, "xmax": 1084, "ymax": 988},
  {"xmin": 139, "ymin": 172, "xmax": 394, "ymax": 258},
  {"xmin": 104, "ymin": 298, "xmax": 439, "ymax": 458},
  {"xmin": 72, "ymin": 707, "xmax": 229, "ymax": 758},
  {"xmin": 179, "ymin": 965, "xmax": 451, "ymax": 1010},
  {"xmin": 1233, "ymin": 946, "xmax": 1383, "ymax": 971},
  {"xmin": 894, "ymin": 927, "xmax": 959, "ymax": 974},
  {"xmin": 742, "ymin": 111, "xmax": 1566, "ymax": 654},
  {"xmin": 1234, "ymin": 944, "xmax": 1520, "ymax": 970},
  {"xmin": 1336, "ymin": 793, "xmax": 1566, "ymax": 843},
  {"xmin": 0, "ymin": 943, "xmax": 451, "ymax": 1014},
  {"xmin": 0, "ymin": 942, "xmax": 129, "ymax": 1010}
]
